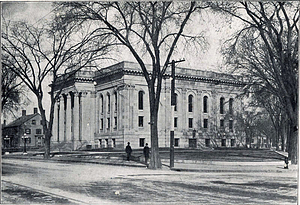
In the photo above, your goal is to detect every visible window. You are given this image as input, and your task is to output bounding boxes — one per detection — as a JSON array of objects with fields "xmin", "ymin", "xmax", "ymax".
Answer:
[
  {"xmin": 188, "ymin": 118, "xmax": 193, "ymax": 128},
  {"xmin": 100, "ymin": 119, "xmax": 103, "ymax": 130},
  {"xmin": 188, "ymin": 94, "xmax": 193, "ymax": 112},
  {"xmin": 231, "ymin": 139, "xmax": 236, "ymax": 147},
  {"xmin": 220, "ymin": 119, "xmax": 224, "ymax": 128},
  {"xmin": 174, "ymin": 93, "xmax": 178, "ymax": 111},
  {"xmin": 114, "ymin": 92, "xmax": 117, "ymax": 112},
  {"xmin": 105, "ymin": 139, "xmax": 108, "ymax": 148},
  {"xmin": 175, "ymin": 138, "xmax": 179, "ymax": 147},
  {"xmin": 28, "ymin": 137, "xmax": 31, "ymax": 144},
  {"xmin": 205, "ymin": 139, "xmax": 210, "ymax": 147},
  {"xmin": 112, "ymin": 138, "xmax": 116, "ymax": 148},
  {"xmin": 203, "ymin": 96, "xmax": 208, "ymax": 113},
  {"xmin": 220, "ymin": 97, "xmax": 225, "ymax": 114},
  {"xmin": 138, "ymin": 116, "xmax": 144, "ymax": 127},
  {"xmin": 107, "ymin": 93, "xmax": 110, "ymax": 114},
  {"xmin": 203, "ymin": 119, "xmax": 208, "ymax": 128},
  {"xmin": 229, "ymin": 120, "xmax": 233, "ymax": 130},
  {"xmin": 174, "ymin": 117, "xmax": 178, "ymax": 128},
  {"xmin": 222, "ymin": 139, "xmax": 226, "ymax": 147},
  {"xmin": 107, "ymin": 118, "xmax": 110, "ymax": 129},
  {"xmin": 32, "ymin": 120, "xmax": 36, "ymax": 125},
  {"xmin": 100, "ymin": 95, "xmax": 104, "ymax": 113},
  {"xmin": 36, "ymin": 129, "xmax": 42, "ymax": 134},
  {"xmin": 25, "ymin": 129, "xmax": 31, "ymax": 134},
  {"xmin": 99, "ymin": 139, "xmax": 102, "ymax": 147},
  {"xmin": 40, "ymin": 120, "xmax": 43, "ymax": 125},
  {"xmin": 138, "ymin": 91, "xmax": 144, "ymax": 110},
  {"xmin": 114, "ymin": 117, "xmax": 117, "ymax": 129},
  {"xmin": 139, "ymin": 138, "xmax": 145, "ymax": 147},
  {"xmin": 229, "ymin": 98, "xmax": 233, "ymax": 115}
]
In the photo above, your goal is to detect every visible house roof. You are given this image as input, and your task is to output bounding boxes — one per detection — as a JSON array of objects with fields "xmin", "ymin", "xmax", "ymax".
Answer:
[{"xmin": 4, "ymin": 113, "xmax": 39, "ymax": 128}]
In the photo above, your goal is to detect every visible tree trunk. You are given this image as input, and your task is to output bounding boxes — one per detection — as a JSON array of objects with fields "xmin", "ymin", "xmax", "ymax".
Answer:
[
  {"xmin": 149, "ymin": 95, "xmax": 162, "ymax": 169},
  {"xmin": 44, "ymin": 132, "xmax": 51, "ymax": 159},
  {"xmin": 288, "ymin": 123, "xmax": 298, "ymax": 164}
]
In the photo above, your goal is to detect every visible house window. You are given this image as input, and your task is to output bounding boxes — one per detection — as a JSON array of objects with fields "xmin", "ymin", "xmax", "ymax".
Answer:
[
  {"xmin": 188, "ymin": 94, "xmax": 193, "ymax": 112},
  {"xmin": 203, "ymin": 96, "xmax": 208, "ymax": 113},
  {"xmin": 100, "ymin": 119, "xmax": 103, "ymax": 130},
  {"xmin": 100, "ymin": 95, "xmax": 104, "ymax": 113},
  {"xmin": 174, "ymin": 117, "xmax": 178, "ymax": 128},
  {"xmin": 138, "ymin": 91, "xmax": 144, "ymax": 110},
  {"xmin": 40, "ymin": 120, "xmax": 43, "ymax": 125},
  {"xmin": 188, "ymin": 118, "xmax": 193, "ymax": 128},
  {"xmin": 114, "ymin": 91, "xmax": 117, "ymax": 112},
  {"xmin": 114, "ymin": 117, "xmax": 117, "ymax": 129},
  {"xmin": 112, "ymin": 138, "xmax": 116, "ymax": 148},
  {"xmin": 36, "ymin": 129, "xmax": 42, "ymax": 134},
  {"xmin": 138, "ymin": 116, "xmax": 144, "ymax": 127},
  {"xmin": 229, "ymin": 98, "xmax": 233, "ymax": 115},
  {"xmin": 220, "ymin": 119, "xmax": 224, "ymax": 128},
  {"xmin": 25, "ymin": 129, "xmax": 31, "ymax": 134},
  {"xmin": 229, "ymin": 120, "xmax": 233, "ymax": 130},
  {"xmin": 174, "ymin": 93, "xmax": 178, "ymax": 111},
  {"xmin": 107, "ymin": 118, "xmax": 110, "ymax": 129},
  {"xmin": 32, "ymin": 120, "xmax": 36, "ymax": 125},
  {"xmin": 220, "ymin": 97, "xmax": 225, "ymax": 114},
  {"xmin": 139, "ymin": 138, "xmax": 145, "ymax": 147},
  {"xmin": 107, "ymin": 93, "xmax": 110, "ymax": 114},
  {"xmin": 204, "ymin": 119, "xmax": 208, "ymax": 128},
  {"xmin": 175, "ymin": 138, "xmax": 179, "ymax": 147}
]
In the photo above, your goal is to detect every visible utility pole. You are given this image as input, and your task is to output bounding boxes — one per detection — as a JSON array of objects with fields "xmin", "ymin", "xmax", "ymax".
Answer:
[{"xmin": 169, "ymin": 59, "xmax": 185, "ymax": 168}]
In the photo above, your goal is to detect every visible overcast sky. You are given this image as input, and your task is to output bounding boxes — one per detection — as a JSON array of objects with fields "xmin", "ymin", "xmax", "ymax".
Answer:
[{"xmin": 2, "ymin": 2, "xmax": 240, "ymax": 122}]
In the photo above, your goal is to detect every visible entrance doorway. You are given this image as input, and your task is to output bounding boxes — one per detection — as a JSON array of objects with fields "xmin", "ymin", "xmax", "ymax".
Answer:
[{"xmin": 189, "ymin": 139, "xmax": 197, "ymax": 148}]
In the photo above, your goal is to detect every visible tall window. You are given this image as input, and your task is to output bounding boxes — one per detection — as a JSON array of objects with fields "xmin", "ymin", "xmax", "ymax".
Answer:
[
  {"xmin": 114, "ymin": 91, "xmax": 117, "ymax": 112},
  {"xmin": 229, "ymin": 98, "xmax": 233, "ymax": 115},
  {"xmin": 114, "ymin": 117, "xmax": 117, "ymax": 129},
  {"xmin": 100, "ymin": 119, "xmax": 103, "ymax": 130},
  {"xmin": 174, "ymin": 117, "xmax": 178, "ymax": 128},
  {"xmin": 204, "ymin": 119, "xmax": 208, "ymax": 128},
  {"xmin": 188, "ymin": 118, "xmax": 193, "ymax": 128},
  {"xmin": 100, "ymin": 95, "xmax": 104, "ymax": 113},
  {"xmin": 139, "ymin": 138, "xmax": 145, "ymax": 147},
  {"xmin": 107, "ymin": 93, "xmax": 110, "ymax": 114},
  {"xmin": 229, "ymin": 120, "xmax": 233, "ymax": 130},
  {"xmin": 107, "ymin": 118, "xmax": 110, "ymax": 129},
  {"xmin": 220, "ymin": 97, "xmax": 225, "ymax": 114},
  {"xmin": 203, "ymin": 96, "xmax": 208, "ymax": 113},
  {"xmin": 220, "ymin": 119, "xmax": 224, "ymax": 128},
  {"xmin": 138, "ymin": 91, "xmax": 144, "ymax": 110},
  {"xmin": 138, "ymin": 116, "xmax": 144, "ymax": 127},
  {"xmin": 188, "ymin": 94, "xmax": 193, "ymax": 112}
]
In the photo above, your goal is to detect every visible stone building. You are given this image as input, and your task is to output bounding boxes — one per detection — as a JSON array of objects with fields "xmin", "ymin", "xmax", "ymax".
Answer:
[{"xmin": 51, "ymin": 61, "xmax": 245, "ymax": 150}]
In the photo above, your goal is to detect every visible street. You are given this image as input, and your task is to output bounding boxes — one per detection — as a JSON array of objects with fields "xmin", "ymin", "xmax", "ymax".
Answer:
[{"xmin": 2, "ymin": 158, "xmax": 297, "ymax": 204}]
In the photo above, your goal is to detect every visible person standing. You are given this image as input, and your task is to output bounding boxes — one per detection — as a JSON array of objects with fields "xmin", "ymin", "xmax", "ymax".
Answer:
[
  {"xmin": 143, "ymin": 143, "xmax": 150, "ymax": 166},
  {"xmin": 125, "ymin": 142, "xmax": 132, "ymax": 161}
]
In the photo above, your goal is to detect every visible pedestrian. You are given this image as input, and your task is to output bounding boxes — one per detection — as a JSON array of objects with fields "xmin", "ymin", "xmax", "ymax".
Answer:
[
  {"xmin": 125, "ymin": 142, "xmax": 132, "ymax": 161},
  {"xmin": 143, "ymin": 143, "xmax": 150, "ymax": 166}
]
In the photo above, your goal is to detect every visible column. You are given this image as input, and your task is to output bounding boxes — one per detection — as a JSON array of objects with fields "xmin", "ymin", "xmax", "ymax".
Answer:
[
  {"xmin": 81, "ymin": 91, "xmax": 89, "ymax": 142},
  {"xmin": 59, "ymin": 95, "xmax": 65, "ymax": 142},
  {"xmin": 73, "ymin": 93, "xmax": 80, "ymax": 148},
  {"xmin": 52, "ymin": 98, "xmax": 58, "ymax": 142},
  {"xmin": 66, "ymin": 93, "xmax": 71, "ymax": 142},
  {"xmin": 95, "ymin": 93, "xmax": 100, "ymax": 134}
]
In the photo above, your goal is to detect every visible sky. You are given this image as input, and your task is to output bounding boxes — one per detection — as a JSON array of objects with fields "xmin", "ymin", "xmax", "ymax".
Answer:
[{"xmin": 1, "ymin": 2, "xmax": 240, "ymax": 123}]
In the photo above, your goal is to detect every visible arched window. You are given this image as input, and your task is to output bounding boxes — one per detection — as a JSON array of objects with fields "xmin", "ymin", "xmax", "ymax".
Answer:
[
  {"xmin": 203, "ymin": 96, "xmax": 208, "ymax": 113},
  {"xmin": 114, "ymin": 91, "xmax": 117, "ymax": 112},
  {"xmin": 138, "ymin": 91, "xmax": 144, "ymax": 110},
  {"xmin": 229, "ymin": 98, "xmax": 233, "ymax": 115},
  {"xmin": 220, "ymin": 97, "xmax": 225, "ymax": 114},
  {"xmin": 100, "ymin": 94, "xmax": 103, "ymax": 113},
  {"xmin": 107, "ymin": 93, "xmax": 110, "ymax": 114},
  {"xmin": 174, "ymin": 93, "xmax": 178, "ymax": 111},
  {"xmin": 188, "ymin": 94, "xmax": 193, "ymax": 112}
]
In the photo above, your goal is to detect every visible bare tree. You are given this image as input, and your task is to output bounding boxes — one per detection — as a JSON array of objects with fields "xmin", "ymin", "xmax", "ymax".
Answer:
[
  {"xmin": 1, "ymin": 12, "xmax": 113, "ymax": 158},
  {"xmin": 1, "ymin": 54, "xmax": 29, "ymax": 117},
  {"xmin": 59, "ymin": 1, "xmax": 207, "ymax": 169},
  {"xmin": 211, "ymin": 2, "xmax": 299, "ymax": 164}
]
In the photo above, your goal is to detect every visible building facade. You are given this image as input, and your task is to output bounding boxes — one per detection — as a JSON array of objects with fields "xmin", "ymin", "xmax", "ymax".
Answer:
[
  {"xmin": 2, "ymin": 108, "xmax": 45, "ymax": 150},
  {"xmin": 52, "ymin": 61, "xmax": 245, "ymax": 150}
]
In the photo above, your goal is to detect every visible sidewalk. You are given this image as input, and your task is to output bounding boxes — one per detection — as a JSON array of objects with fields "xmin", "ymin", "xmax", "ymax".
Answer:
[{"xmin": 3, "ymin": 151, "xmax": 296, "ymax": 173}]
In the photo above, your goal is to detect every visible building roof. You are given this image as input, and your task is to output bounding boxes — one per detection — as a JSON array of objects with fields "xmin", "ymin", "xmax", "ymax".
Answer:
[{"xmin": 4, "ymin": 113, "xmax": 39, "ymax": 128}]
